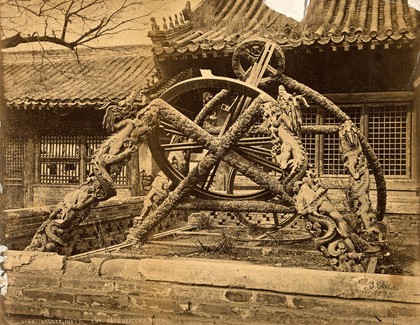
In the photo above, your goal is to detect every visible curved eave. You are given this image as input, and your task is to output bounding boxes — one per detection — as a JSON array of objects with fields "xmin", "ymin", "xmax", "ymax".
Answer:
[
  {"xmin": 6, "ymin": 98, "xmax": 122, "ymax": 111},
  {"xmin": 6, "ymin": 68, "xmax": 194, "ymax": 111},
  {"xmin": 152, "ymin": 33, "xmax": 417, "ymax": 60}
]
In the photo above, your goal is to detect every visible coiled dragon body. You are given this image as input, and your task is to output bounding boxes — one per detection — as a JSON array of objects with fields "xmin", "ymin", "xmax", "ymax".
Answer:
[
  {"xmin": 339, "ymin": 120, "xmax": 378, "ymax": 232},
  {"xmin": 263, "ymin": 86, "xmax": 308, "ymax": 196}
]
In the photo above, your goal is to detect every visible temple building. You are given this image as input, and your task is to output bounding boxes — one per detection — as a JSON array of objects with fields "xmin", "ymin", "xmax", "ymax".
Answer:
[
  {"xmin": 2, "ymin": 0, "xmax": 419, "ymax": 245},
  {"xmin": 3, "ymin": 46, "xmax": 150, "ymax": 208},
  {"xmin": 2, "ymin": 46, "xmax": 190, "ymax": 208}
]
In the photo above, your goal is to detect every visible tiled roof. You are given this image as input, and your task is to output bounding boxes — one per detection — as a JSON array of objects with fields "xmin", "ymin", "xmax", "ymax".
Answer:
[
  {"xmin": 3, "ymin": 46, "xmax": 159, "ymax": 110},
  {"xmin": 302, "ymin": 0, "xmax": 418, "ymax": 44},
  {"xmin": 150, "ymin": 0, "xmax": 418, "ymax": 57}
]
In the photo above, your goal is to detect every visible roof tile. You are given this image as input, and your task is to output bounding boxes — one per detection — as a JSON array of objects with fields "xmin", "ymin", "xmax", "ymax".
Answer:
[
  {"xmin": 148, "ymin": 0, "xmax": 418, "ymax": 58},
  {"xmin": 346, "ymin": 34, "xmax": 359, "ymax": 43},
  {"xmin": 377, "ymin": 33, "xmax": 389, "ymax": 41},
  {"xmin": 3, "ymin": 46, "xmax": 159, "ymax": 109},
  {"xmin": 213, "ymin": 43, "xmax": 227, "ymax": 51},
  {"xmin": 361, "ymin": 34, "xmax": 372, "ymax": 42},
  {"xmin": 331, "ymin": 35, "xmax": 346, "ymax": 43}
]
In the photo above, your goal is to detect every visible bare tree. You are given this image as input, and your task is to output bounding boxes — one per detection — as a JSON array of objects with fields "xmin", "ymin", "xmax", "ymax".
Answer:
[{"xmin": 0, "ymin": 0, "xmax": 157, "ymax": 49}]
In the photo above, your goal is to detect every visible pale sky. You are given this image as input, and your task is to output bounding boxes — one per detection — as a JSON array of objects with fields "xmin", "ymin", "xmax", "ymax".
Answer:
[
  {"xmin": 74, "ymin": 0, "xmax": 203, "ymax": 46},
  {"xmin": 264, "ymin": 0, "xmax": 308, "ymax": 21},
  {"xmin": 266, "ymin": 0, "xmax": 420, "ymax": 19},
  {"xmin": 1, "ymin": 0, "xmax": 203, "ymax": 51},
  {"xmin": 408, "ymin": 0, "xmax": 420, "ymax": 10}
]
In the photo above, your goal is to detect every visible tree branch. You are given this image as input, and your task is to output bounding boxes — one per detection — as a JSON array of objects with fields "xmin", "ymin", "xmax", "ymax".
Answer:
[
  {"xmin": 1, "ymin": 0, "xmax": 155, "ymax": 50},
  {"xmin": 1, "ymin": 32, "xmax": 76, "ymax": 49},
  {"xmin": 61, "ymin": 0, "xmax": 75, "ymax": 39}
]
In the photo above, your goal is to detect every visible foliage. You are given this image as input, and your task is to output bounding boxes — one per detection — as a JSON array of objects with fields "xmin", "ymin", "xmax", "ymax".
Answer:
[
  {"xmin": 193, "ymin": 213, "xmax": 214, "ymax": 231},
  {"xmin": 196, "ymin": 229, "xmax": 236, "ymax": 253}
]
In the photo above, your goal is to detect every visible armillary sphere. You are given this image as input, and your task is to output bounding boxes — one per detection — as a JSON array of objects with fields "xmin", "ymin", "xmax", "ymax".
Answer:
[
  {"xmin": 148, "ymin": 40, "xmax": 298, "ymax": 231},
  {"xmin": 147, "ymin": 39, "xmax": 386, "ymax": 232},
  {"xmin": 148, "ymin": 76, "xmax": 297, "ymax": 230},
  {"xmin": 149, "ymin": 77, "xmax": 279, "ymax": 200}
]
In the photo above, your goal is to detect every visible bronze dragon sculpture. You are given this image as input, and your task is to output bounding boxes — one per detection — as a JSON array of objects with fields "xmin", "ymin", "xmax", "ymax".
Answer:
[{"xmin": 25, "ymin": 94, "xmax": 159, "ymax": 254}]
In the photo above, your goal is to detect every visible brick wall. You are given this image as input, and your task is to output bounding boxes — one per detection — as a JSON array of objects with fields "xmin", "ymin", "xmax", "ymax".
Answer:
[
  {"xmin": 3, "ymin": 251, "xmax": 420, "ymax": 324},
  {"xmin": 3, "ymin": 197, "xmax": 143, "ymax": 254},
  {"xmin": 316, "ymin": 188, "xmax": 420, "ymax": 247},
  {"xmin": 384, "ymin": 214, "xmax": 420, "ymax": 247},
  {"xmin": 140, "ymin": 173, "xmax": 154, "ymax": 194}
]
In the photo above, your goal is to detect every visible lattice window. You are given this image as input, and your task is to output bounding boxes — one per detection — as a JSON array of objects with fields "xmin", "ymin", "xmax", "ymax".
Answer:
[
  {"xmin": 322, "ymin": 106, "xmax": 362, "ymax": 175},
  {"xmin": 5, "ymin": 138, "xmax": 24, "ymax": 179},
  {"xmin": 86, "ymin": 135, "xmax": 129, "ymax": 185},
  {"xmin": 301, "ymin": 107, "xmax": 317, "ymax": 169},
  {"xmin": 368, "ymin": 104, "xmax": 409, "ymax": 176},
  {"xmin": 40, "ymin": 136, "xmax": 80, "ymax": 184}
]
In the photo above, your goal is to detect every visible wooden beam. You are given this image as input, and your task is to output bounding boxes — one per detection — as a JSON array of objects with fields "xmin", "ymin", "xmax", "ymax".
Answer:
[
  {"xmin": 366, "ymin": 257, "xmax": 378, "ymax": 273},
  {"xmin": 323, "ymin": 91, "xmax": 414, "ymax": 103},
  {"xmin": 79, "ymin": 135, "xmax": 87, "ymax": 183},
  {"xmin": 23, "ymin": 137, "xmax": 35, "ymax": 207}
]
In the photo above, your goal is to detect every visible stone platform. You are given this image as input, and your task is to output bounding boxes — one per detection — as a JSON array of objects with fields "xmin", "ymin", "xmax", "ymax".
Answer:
[{"xmin": 2, "ymin": 250, "xmax": 420, "ymax": 324}]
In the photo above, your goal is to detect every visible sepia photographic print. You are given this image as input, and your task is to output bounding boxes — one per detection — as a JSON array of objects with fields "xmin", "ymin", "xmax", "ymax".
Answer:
[{"xmin": 0, "ymin": 0, "xmax": 419, "ymax": 324}]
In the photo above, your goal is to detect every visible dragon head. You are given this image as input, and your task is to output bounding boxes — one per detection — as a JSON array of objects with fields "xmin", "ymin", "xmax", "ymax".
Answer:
[{"xmin": 100, "ymin": 90, "xmax": 149, "ymax": 133}]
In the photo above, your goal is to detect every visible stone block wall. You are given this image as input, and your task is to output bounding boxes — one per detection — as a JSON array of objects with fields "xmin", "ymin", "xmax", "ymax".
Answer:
[
  {"xmin": 3, "ymin": 251, "xmax": 420, "ymax": 324},
  {"xmin": 380, "ymin": 213, "xmax": 420, "ymax": 272},
  {"xmin": 2, "ymin": 197, "xmax": 144, "ymax": 254}
]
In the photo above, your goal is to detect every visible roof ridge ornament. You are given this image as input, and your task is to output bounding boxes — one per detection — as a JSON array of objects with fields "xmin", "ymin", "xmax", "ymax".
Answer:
[{"xmin": 148, "ymin": 3, "xmax": 194, "ymax": 45}]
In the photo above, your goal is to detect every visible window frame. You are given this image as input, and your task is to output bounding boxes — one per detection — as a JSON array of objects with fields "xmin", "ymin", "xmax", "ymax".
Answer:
[
  {"xmin": 36, "ymin": 134, "xmax": 130, "ymax": 186},
  {"xmin": 39, "ymin": 135, "xmax": 82, "ymax": 185},
  {"xmin": 5, "ymin": 137, "xmax": 25, "ymax": 181},
  {"xmin": 302, "ymin": 91, "xmax": 414, "ymax": 180},
  {"xmin": 365, "ymin": 102, "xmax": 412, "ymax": 179}
]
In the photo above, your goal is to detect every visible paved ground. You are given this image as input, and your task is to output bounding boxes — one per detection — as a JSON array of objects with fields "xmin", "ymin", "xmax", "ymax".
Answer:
[{"xmin": 5, "ymin": 316, "xmax": 93, "ymax": 325}]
